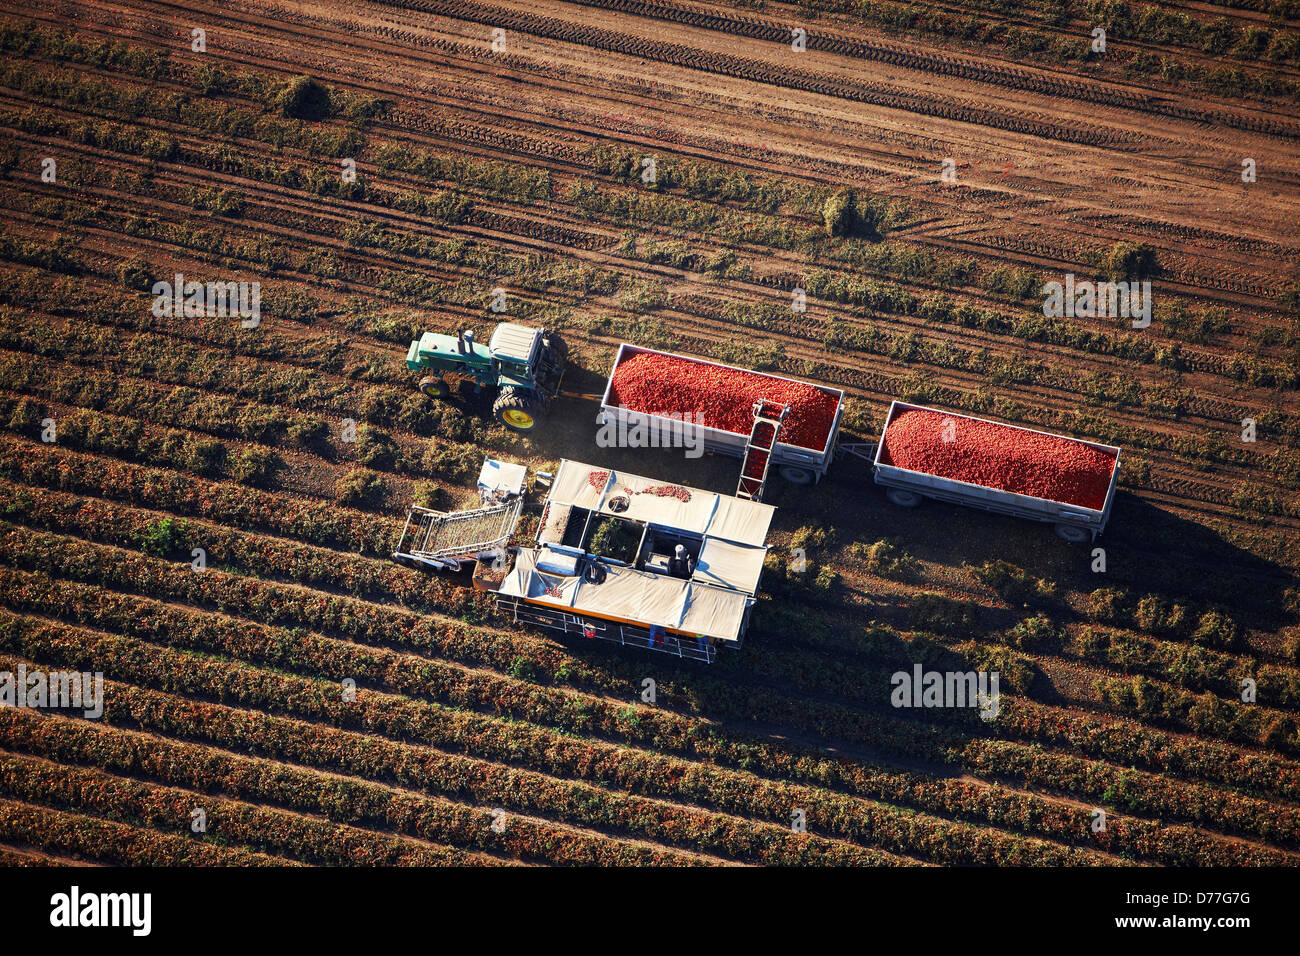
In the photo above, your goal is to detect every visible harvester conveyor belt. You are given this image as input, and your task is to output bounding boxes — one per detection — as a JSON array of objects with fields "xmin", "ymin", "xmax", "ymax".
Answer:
[{"xmin": 393, "ymin": 498, "xmax": 524, "ymax": 570}]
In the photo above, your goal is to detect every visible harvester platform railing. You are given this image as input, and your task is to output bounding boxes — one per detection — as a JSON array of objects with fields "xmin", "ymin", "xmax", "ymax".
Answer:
[
  {"xmin": 496, "ymin": 595, "xmax": 717, "ymax": 663},
  {"xmin": 393, "ymin": 498, "xmax": 524, "ymax": 571},
  {"xmin": 735, "ymin": 399, "xmax": 789, "ymax": 502}
]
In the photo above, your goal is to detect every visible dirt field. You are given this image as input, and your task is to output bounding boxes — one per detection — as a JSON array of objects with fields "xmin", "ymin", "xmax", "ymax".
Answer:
[{"xmin": 0, "ymin": 0, "xmax": 1297, "ymax": 866}]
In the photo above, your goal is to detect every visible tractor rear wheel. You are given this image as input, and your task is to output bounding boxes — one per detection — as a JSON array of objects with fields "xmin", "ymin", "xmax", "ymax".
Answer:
[
  {"xmin": 493, "ymin": 387, "xmax": 541, "ymax": 433},
  {"xmin": 419, "ymin": 376, "xmax": 451, "ymax": 399}
]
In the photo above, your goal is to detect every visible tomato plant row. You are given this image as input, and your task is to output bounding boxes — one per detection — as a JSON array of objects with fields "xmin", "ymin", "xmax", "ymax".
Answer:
[
  {"xmin": 0, "ymin": 798, "xmax": 283, "ymax": 866},
  {"xmin": 4, "ymin": 490, "xmax": 1293, "ymax": 838},
  {"xmin": 0, "ymin": 611, "xmax": 1112, "ymax": 866},
  {"xmin": 3, "ymin": 558, "xmax": 1280, "ymax": 864},
  {"xmin": 0, "ymin": 746, "xmax": 497, "ymax": 867}
]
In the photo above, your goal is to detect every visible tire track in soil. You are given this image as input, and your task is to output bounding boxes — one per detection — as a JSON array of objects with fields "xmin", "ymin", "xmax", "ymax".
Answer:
[{"xmin": 34, "ymin": 0, "xmax": 1299, "ymax": 319}]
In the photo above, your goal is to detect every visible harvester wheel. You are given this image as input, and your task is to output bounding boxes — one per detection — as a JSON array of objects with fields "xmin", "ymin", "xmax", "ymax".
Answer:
[
  {"xmin": 493, "ymin": 387, "xmax": 541, "ymax": 432},
  {"xmin": 778, "ymin": 465, "xmax": 815, "ymax": 485},
  {"xmin": 419, "ymin": 376, "xmax": 451, "ymax": 399}
]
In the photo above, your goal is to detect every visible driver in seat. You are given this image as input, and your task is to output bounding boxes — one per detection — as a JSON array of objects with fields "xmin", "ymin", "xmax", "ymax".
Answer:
[{"xmin": 668, "ymin": 544, "xmax": 693, "ymax": 578}]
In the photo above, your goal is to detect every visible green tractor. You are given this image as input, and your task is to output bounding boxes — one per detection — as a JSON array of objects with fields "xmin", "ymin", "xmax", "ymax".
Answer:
[{"xmin": 406, "ymin": 322, "xmax": 567, "ymax": 433}]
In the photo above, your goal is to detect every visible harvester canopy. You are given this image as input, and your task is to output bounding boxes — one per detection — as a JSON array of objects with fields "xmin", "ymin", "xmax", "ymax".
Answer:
[{"xmin": 500, "ymin": 459, "xmax": 775, "ymax": 645}]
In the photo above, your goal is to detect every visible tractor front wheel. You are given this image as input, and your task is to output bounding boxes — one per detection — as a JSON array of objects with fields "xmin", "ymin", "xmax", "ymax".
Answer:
[
  {"xmin": 493, "ymin": 387, "xmax": 541, "ymax": 433},
  {"xmin": 419, "ymin": 376, "xmax": 451, "ymax": 399}
]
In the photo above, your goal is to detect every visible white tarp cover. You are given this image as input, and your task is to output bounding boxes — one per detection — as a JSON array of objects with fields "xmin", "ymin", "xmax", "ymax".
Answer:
[
  {"xmin": 704, "ymin": 495, "xmax": 774, "ymax": 548},
  {"xmin": 692, "ymin": 537, "xmax": 768, "ymax": 594},
  {"xmin": 598, "ymin": 470, "xmax": 718, "ymax": 532},
  {"xmin": 535, "ymin": 547, "xmax": 580, "ymax": 576},
  {"xmin": 502, "ymin": 547, "xmax": 752, "ymax": 641},
  {"xmin": 498, "ymin": 549, "xmax": 581, "ymax": 608},
  {"xmin": 499, "ymin": 547, "xmax": 536, "ymax": 599},
  {"xmin": 478, "ymin": 458, "xmax": 528, "ymax": 497},
  {"xmin": 680, "ymin": 585, "xmax": 749, "ymax": 642},
  {"xmin": 571, "ymin": 562, "xmax": 689, "ymax": 627},
  {"xmin": 550, "ymin": 460, "xmax": 609, "ymax": 512},
  {"xmin": 548, "ymin": 460, "xmax": 774, "ymax": 547}
]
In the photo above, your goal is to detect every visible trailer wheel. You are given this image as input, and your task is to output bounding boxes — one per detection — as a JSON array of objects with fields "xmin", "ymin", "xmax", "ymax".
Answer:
[
  {"xmin": 886, "ymin": 489, "xmax": 922, "ymax": 507},
  {"xmin": 493, "ymin": 386, "xmax": 541, "ymax": 432},
  {"xmin": 419, "ymin": 376, "xmax": 451, "ymax": 399},
  {"xmin": 1054, "ymin": 524, "xmax": 1089, "ymax": 543},
  {"xmin": 778, "ymin": 465, "xmax": 815, "ymax": 485}
]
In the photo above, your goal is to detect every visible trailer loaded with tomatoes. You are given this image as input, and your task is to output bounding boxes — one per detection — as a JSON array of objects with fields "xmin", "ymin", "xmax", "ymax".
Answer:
[
  {"xmin": 601, "ymin": 344, "xmax": 845, "ymax": 495},
  {"xmin": 873, "ymin": 401, "xmax": 1122, "ymax": 541},
  {"xmin": 601, "ymin": 345, "xmax": 1121, "ymax": 540}
]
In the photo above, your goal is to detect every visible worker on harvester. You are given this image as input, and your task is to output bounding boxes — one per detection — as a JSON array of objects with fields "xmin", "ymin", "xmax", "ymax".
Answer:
[{"xmin": 669, "ymin": 544, "xmax": 693, "ymax": 578}]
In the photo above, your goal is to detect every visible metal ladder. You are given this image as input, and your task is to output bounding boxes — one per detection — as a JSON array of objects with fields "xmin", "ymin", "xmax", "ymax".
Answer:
[{"xmin": 735, "ymin": 399, "xmax": 789, "ymax": 502}]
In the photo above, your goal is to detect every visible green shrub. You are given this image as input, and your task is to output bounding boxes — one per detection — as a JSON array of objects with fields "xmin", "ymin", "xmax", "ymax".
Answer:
[
  {"xmin": 812, "ymin": 565, "xmax": 840, "ymax": 594},
  {"xmin": 185, "ymin": 437, "xmax": 225, "ymax": 477},
  {"xmin": 1085, "ymin": 587, "xmax": 1129, "ymax": 623},
  {"xmin": 1283, "ymin": 630, "xmax": 1300, "ymax": 666},
  {"xmin": 412, "ymin": 480, "xmax": 442, "ymax": 510},
  {"xmin": 355, "ymin": 425, "xmax": 399, "ymax": 471},
  {"xmin": 618, "ymin": 280, "xmax": 667, "ymax": 313},
  {"xmin": 822, "ymin": 191, "xmax": 857, "ymax": 237},
  {"xmin": 851, "ymin": 538, "xmax": 917, "ymax": 578},
  {"xmin": 1285, "ymin": 588, "xmax": 1300, "ymax": 618},
  {"xmin": 5, "ymin": 398, "xmax": 41, "ymax": 431},
  {"xmin": 230, "ymin": 445, "xmax": 278, "ymax": 486},
  {"xmin": 420, "ymin": 442, "xmax": 479, "ymax": 482},
  {"xmin": 1074, "ymin": 627, "xmax": 1108, "ymax": 663},
  {"xmin": 1134, "ymin": 595, "xmax": 1189, "ymax": 636},
  {"xmin": 335, "ymin": 468, "xmax": 386, "ymax": 508},
  {"xmin": 274, "ymin": 75, "xmax": 331, "ymax": 120},
  {"xmin": 115, "ymin": 258, "xmax": 153, "ymax": 291},
  {"xmin": 1097, "ymin": 241, "xmax": 1158, "ymax": 281},
  {"xmin": 1006, "ymin": 614, "xmax": 1062, "ymax": 651},
  {"xmin": 287, "ymin": 417, "xmax": 330, "ymax": 446},
  {"xmin": 790, "ymin": 525, "xmax": 830, "ymax": 551},
  {"xmin": 139, "ymin": 516, "xmax": 188, "ymax": 557},
  {"xmin": 1191, "ymin": 610, "xmax": 1238, "ymax": 650},
  {"xmin": 970, "ymin": 645, "xmax": 1034, "ymax": 694},
  {"xmin": 972, "ymin": 560, "xmax": 1057, "ymax": 606}
]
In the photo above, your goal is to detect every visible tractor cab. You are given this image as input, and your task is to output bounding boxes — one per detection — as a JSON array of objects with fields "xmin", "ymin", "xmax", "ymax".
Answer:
[{"xmin": 406, "ymin": 321, "xmax": 567, "ymax": 433}]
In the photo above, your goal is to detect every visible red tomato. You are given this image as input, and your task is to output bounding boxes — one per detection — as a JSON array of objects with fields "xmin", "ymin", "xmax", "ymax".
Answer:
[
  {"xmin": 880, "ymin": 408, "xmax": 1116, "ymax": 510},
  {"xmin": 609, "ymin": 353, "xmax": 838, "ymax": 450}
]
